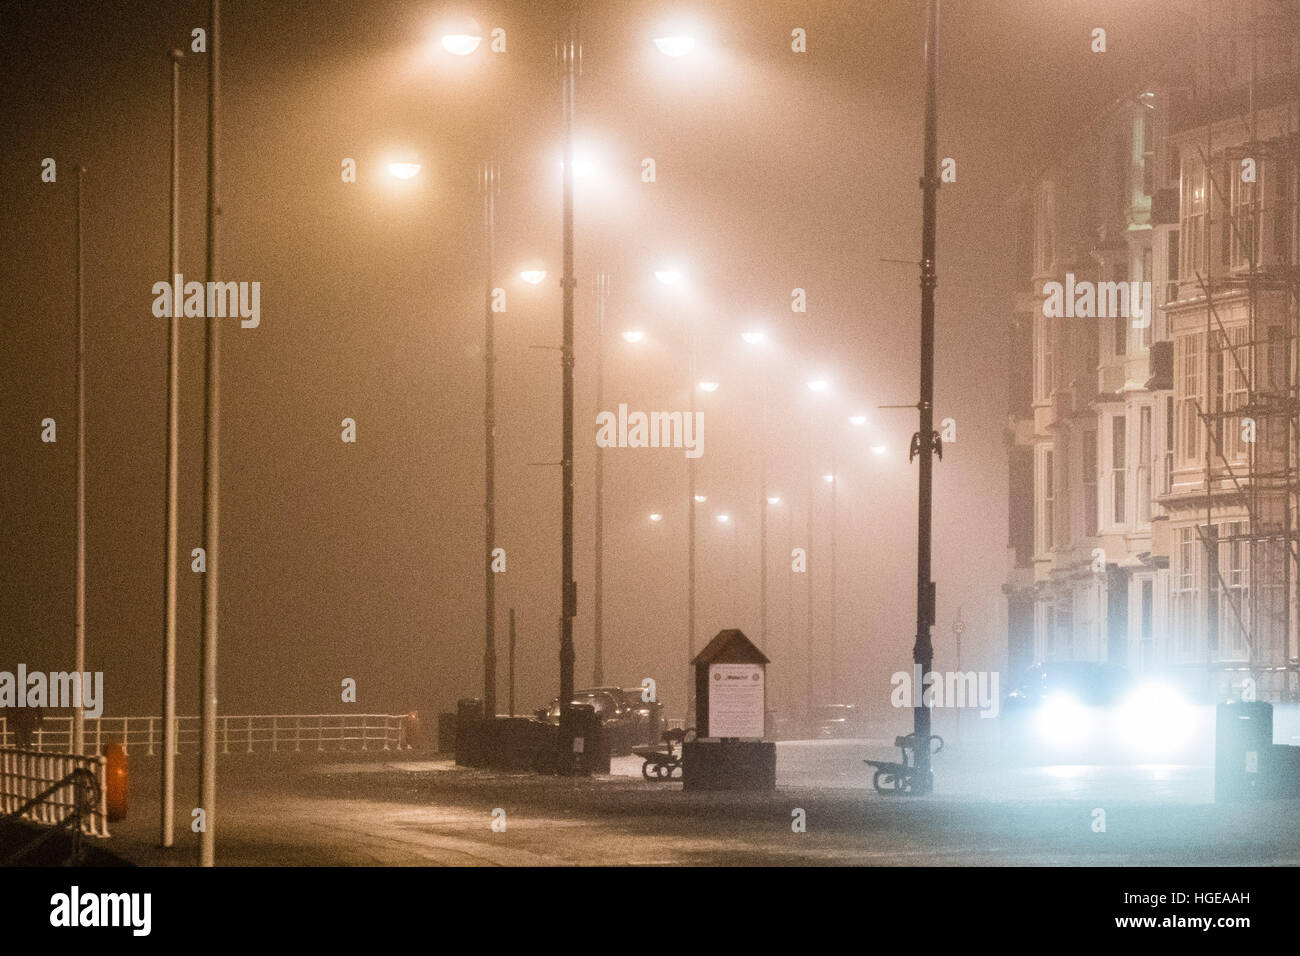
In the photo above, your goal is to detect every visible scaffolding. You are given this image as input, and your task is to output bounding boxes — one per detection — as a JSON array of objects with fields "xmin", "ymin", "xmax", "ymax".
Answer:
[{"xmin": 1186, "ymin": 0, "xmax": 1300, "ymax": 700}]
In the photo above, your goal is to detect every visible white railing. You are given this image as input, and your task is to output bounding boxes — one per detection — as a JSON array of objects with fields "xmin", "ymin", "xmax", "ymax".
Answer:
[
  {"xmin": 0, "ymin": 714, "xmax": 409, "ymax": 756},
  {"xmin": 0, "ymin": 747, "xmax": 111, "ymax": 838}
]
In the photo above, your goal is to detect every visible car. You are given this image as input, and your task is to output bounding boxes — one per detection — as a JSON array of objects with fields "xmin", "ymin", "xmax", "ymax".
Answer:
[
  {"xmin": 1001, "ymin": 661, "xmax": 1204, "ymax": 764},
  {"xmin": 540, "ymin": 689, "xmax": 637, "ymax": 755},
  {"xmin": 808, "ymin": 703, "xmax": 867, "ymax": 739}
]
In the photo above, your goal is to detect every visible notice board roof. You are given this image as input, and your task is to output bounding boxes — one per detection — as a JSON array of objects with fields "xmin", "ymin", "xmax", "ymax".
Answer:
[{"xmin": 692, "ymin": 628, "xmax": 769, "ymax": 666}]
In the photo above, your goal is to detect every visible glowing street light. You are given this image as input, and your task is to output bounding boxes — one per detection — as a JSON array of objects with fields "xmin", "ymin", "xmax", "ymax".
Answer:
[
  {"xmin": 387, "ymin": 162, "xmax": 421, "ymax": 180},
  {"xmin": 621, "ymin": 330, "xmax": 645, "ymax": 343},
  {"xmin": 694, "ymin": 494, "xmax": 707, "ymax": 503},
  {"xmin": 654, "ymin": 35, "xmax": 696, "ymax": 57},
  {"xmin": 823, "ymin": 474, "xmax": 835, "ymax": 484},
  {"xmin": 850, "ymin": 414, "xmax": 867, "ymax": 426},
  {"xmin": 806, "ymin": 378, "xmax": 830, "ymax": 392},
  {"xmin": 558, "ymin": 155, "xmax": 594, "ymax": 181},
  {"xmin": 654, "ymin": 269, "xmax": 684, "ymax": 286},
  {"xmin": 741, "ymin": 330, "xmax": 766, "ymax": 345},
  {"xmin": 519, "ymin": 269, "xmax": 547, "ymax": 285},
  {"xmin": 872, "ymin": 445, "xmax": 888, "ymax": 456},
  {"xmin": 716, "ymin": 513, "xmax": 730, "ymax": 524},
  {"xmin": 767, "ymin": 496, "xmax": 781, "ymax": 505},
  {"xmin": 649, "ymin": 513, "xmax": 663, "ymax": 522},
  {"xmin": 441, "ymin": 33, "xmax": 481, "ymax": 56},
  {"xmin": 698, "ymin": 380, "xmax": 719, "ymax": 392}
]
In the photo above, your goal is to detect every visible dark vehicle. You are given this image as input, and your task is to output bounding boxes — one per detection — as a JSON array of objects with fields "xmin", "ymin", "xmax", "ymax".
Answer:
[
  {"xmin": 1001, "ymin": 661, "xmax": 1201, "ymax": 764},
  {"xmin": 618, "ymin": 687, "xmax": 664, "ymax": 747},
  {"xmin": 808, "ymin": 704, "xmax": 866, "ymax": 739},
  {"xmin": 541, "ymin": 689, "xmax": 637, "ymax": 755}
]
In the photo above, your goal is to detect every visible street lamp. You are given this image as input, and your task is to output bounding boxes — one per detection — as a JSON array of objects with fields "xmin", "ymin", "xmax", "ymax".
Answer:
[
  {"xmin": 621, "ymin": 329, "xmax": 644, "ymax": 343},
  {"xmin": 649, "ymin": 513, "xmax": 663, "ymax": 523},
  {"xmin": 387, "ymin": 162, "xmax": 421, "ymax": 180},
  {"xmin": 698, "ymin": 380, "xmax": 719, "ymax": 392},
  {"xmin": 440, "ymin": 18, "xmax": 482, "ymax": 56},
  {"xmin": 519, "ymin": 269, "xmax": 547, "ymax": 284},
  {"xmin": 806, "ymin": 378, "xmax": 830, "ymax": 392},
  {"xmin": 654, "ymin": 268, "xmax": 684, "ymax": 286},
  {"xmin": 653, "ymin": 35, "xmax": 696, "ymax": 58}
]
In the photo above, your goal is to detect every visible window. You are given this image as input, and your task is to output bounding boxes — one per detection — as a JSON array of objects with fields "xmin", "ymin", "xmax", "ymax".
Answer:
[
  {"xmin": 1140, "ymin": 107, "xmax": 1155, "ymax": 197},
  {"xmin": 1083, "ymin": 429, "xmax": 1098, "ymax": 536},
  {"xmin": 1164, "ymin": 395, "xmax": 1175, "ymax": 494},
  {"xmin": 1139, "ymin": 406, "xmax": 1152, "ymax": 524},
  {"xmin": 1231, "ymin": 163, "xmax": 1260, "ymax": 271},
  {"xmin": 1172, "ymin": 527, "xmax": 1198, "ymax": 660},
  {"xmin": 1176, "ymin": 333, "xmax": 1202, "ymax": 464},
  {"xmin": 1219, "ymin": 520, "xmax": 1249, "ymax": 661},
  {"xmin": 1166, "ymin": 229, "xmax": 1180, "ymax": 302},
  {"xmin": 1140, "ymin": 247, "xmax": 1153, "ymax": 348},
  {"xmin": 1112, "ymin": 414, "xmax": 1127, "ymax": 525},
  {"xmin": 1219, "ymin": 327, "xmax": 1251, "ymax": 463},
  {"xmin": 1035, "ymin": 311, "xmax": 1055, "ymax": 402},
  {"xmin": 1181, "ymin": 157, "xmax": 1207, "ymax": 277},
  {"xmin": 1038, "ymin": 447, "xmax": 1055, "ymax": 553}
]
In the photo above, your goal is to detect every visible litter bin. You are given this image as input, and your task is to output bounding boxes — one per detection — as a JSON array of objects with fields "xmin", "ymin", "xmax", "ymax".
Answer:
[
  {"xmin": 558, "ymin": 703, "xmax": 608, "ymax": 775},
  {"xmin": 1215, "ymin": 699, "xmax": 1272, "ymax": 802},
  {"xmin": 456, "ymin": 698, "xmax": 484, "ymax": 767}
]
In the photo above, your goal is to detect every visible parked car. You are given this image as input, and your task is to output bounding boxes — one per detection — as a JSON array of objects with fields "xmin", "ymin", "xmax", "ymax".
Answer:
[
  {"xmin": 618, "ymin": 687, "xmax": 664, "ymax": 747},
  {"xmin": 540, "ymin": 689, "xmax": 637, "ymax": 755},
  {"xmin": 808, "ymin": 704, "xmax": 868, "ymax": 739}
]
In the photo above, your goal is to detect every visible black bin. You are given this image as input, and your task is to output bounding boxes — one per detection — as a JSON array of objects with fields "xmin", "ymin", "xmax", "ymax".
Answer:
[
  {"xmin": 558, "ymin": 703, "xmax": 609, "ymax": 775},
  {"xmin": 456, "ymin": 697, "xmax": 484, "ymax": 767},
  {"xmin": 1215, "ymin": 700, "xmax": 1272, "ymax": 802}
]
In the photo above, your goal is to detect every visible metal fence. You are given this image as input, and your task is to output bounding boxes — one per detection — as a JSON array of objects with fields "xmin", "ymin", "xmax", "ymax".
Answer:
[
  {"xmin": 0, "ymin": 714, "xmax": 409, "ymax": 756},
  {"xmin": 0, "ymin": 748, "xmax": 111, "ymax": 838}
]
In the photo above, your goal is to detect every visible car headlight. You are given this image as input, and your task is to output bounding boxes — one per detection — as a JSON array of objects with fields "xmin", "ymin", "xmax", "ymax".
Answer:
[
  {"xmin": 1117, "ymin": 682, "xmax": 1195, "ymax": 756},
  {"xmin": 1035, "ymin": 693, "xmax": 1094, "ymax": 746}
]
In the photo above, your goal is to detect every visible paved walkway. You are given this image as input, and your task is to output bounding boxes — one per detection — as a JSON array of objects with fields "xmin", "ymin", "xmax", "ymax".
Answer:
[{"xmin": 94, "ymin": 740, "xmax": 1298, "ymax": 866}]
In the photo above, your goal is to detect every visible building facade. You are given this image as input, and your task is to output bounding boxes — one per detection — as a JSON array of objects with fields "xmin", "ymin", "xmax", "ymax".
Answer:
[{"xmin": 1006, "ymin": 0, "xmax": 1299, "ymax": 702}]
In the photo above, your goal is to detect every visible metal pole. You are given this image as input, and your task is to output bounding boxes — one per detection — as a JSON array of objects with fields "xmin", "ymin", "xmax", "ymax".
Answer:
[
  {"xmin": 161, "ymin": 48, "xmax": 183, "ymax": 848},
  {"xmin": 74, "ymin": 164, "xmax": 86, "ymax": 757},
  {"xmin": 508, "ymin": 608, "xmax": 516, "ymax": 718},
  {"xmin": 593, "ymin": 272, "xmax": 608, "ymax": 687},
  {"xmin": 687, "ymin": 332, "xmax": 697, "ymax": 724},
  {"xmin": 482, "ymin": 161, "xmax": 497, "ymax": 719},
  {"xmin": 558, "ymin": 9, "xmax": 578, "ymax": 712},
  {"xmin": 198, "ymin": 0, "xmax": 221, "ymax": 865},
  {"xmin": 760, "ymin": 376, "xmax": 768, "ymax": 650},
  {"xmin": 805, "ymin": 464, "xmax": 814, "ymax": 720},
  {"xmin": 830, "ymin": 448, "xmax": 837, "ymax": 702},
  {"xmin": 911, "ymin": 0, "xmax": 941, "ymax": 795}
]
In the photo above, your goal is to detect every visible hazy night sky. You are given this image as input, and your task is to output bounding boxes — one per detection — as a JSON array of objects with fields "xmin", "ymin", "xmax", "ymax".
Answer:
[{"xmin": 1, "ymin": 0, "xmax": 1175, "ymax": 722}]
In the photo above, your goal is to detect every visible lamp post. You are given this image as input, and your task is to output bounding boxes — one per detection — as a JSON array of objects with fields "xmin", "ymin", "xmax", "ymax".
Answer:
[
  {"xmin": 480, "ymin": 160, "xmax": 499, "ymax": 718},
  {"xmin": 161, "ymin": 48, "xmax": 183, "ymax": 849},
  {"xmin": 593, "ymin": 271, "xmax": 610, "ymax": 687},
  {"xmin": 73, "ymin": 162, "xmax": 85, "ymax": 758},
  {"xmin": 910, "ymin": 0, "xmax": 942, "ymax": 795},
  {"xmin": 804, "ymin": 378, "xmax": 829, "ymax": 721},
  {"xmin": 558, "ymin": 7, "xmax": 579, "ymax": 713},
  {"xmin": 198, "ymin": 0, "xmax": 221, "ymax": 866}
]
